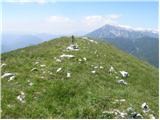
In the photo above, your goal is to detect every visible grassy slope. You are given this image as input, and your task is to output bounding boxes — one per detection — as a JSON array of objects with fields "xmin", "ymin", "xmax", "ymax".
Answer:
[{"xmin": 1, "ymin": 37, "xmax": 158, "ymax": 118}]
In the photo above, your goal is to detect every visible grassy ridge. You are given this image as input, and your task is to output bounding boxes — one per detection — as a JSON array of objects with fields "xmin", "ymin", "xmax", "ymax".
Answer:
[{"xmin": 1, "ymin": 37, "xmax": 158, "ymax": 118}]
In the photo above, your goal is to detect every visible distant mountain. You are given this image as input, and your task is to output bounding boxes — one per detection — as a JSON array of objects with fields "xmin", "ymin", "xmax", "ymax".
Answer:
[
  {"xmin": 86, "ymin": 24, "xmax": 159, "ymax": 67},
  {"xmin": 1, "ymin": 33, "xmax": 58, "ymax": 53}
]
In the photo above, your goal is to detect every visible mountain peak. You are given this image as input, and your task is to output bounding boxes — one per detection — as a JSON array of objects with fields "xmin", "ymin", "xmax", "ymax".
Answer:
[
  {"xmin": 102, "ymin": 24, "xmax": 158, "ymax": 34},
  {"xmin": 87, "ymin": 23, "xmax": 158, "ymax": 39}
]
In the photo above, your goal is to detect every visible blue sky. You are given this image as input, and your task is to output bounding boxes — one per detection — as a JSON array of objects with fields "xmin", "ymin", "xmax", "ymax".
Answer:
[{"xmin": 2, "ymin": 0, "xmax": 158, "ymax": 34}]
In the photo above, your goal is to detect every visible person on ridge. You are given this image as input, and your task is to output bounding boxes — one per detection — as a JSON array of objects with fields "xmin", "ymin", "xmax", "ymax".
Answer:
[{"xmin": 71, "ymin": 35, "xmax": 75, "ymax": 44}]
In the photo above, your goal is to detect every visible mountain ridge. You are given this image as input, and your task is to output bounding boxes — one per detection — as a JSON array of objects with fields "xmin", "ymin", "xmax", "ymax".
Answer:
[
  {"xmin": 86, "ymin": 24, "xmax": 159, "ymax": 67},
  {"xmin": 1, "ymin": 36, "xmax": 158, "ymax": 118}
]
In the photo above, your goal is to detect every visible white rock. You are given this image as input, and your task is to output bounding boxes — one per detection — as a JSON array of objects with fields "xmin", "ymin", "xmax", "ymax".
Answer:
[
  {"xmin": 109, "ymin": 66, "xmax": 115, "ymax": 73},
  {"xmin": 78, "ymin": 58, "xmax": 82, "ymax": 62},
  {"xmin": 66, "ymin": 44, "xmax": 79, "ymax": 51},
  {"xmin": 102, "ymin": 111, "xmax": 114, "ymax": 114},
  {"xmin": 114, "ymin": 99, "xmax": 126, "ymax": 103},
  {"xmin": 119, "ymin": 112, "xmax": 127, "ymax": 118},
  {"xmin": 115, "ymin": 99, "xmax": 119, "ymax": 102},
  {"xmin": 83, "ymin": 57, "xmax": 87, "ymax": 61},
  {"xmin": 56, "ymin": 58, "xmax": 61, "ymax": 62},
  {"xmin": 8, "ymin": 76, "xmax": 15, "ymax": 81},
  {"xmin": 89, "ymin": 39, "xmax": 98, "ymax": 44},
  {"xmin": 41, "ymin": 76, "xmax": 45, "ymax": 79},
  {"xmin": 115, "ymin": 76, "xmax": 119, "ymax": 79},
  {"xmin": 1, "ymin": 73, "xmax": 15, "ymax": 78},
  {"xmin": 136, "ymin": 113, "xmax": 143, "ymax": 119},
  {"xmin": 119, "ymin": 71, "xmax": 129, "ymax": 78},
  {"xmin": 117, "ymin": 79, "xmax": 127, "ymax": 85},
  {"xmin": 100, "ymin": 66, "xmax": 103, "ymax": 69},
  {"xmin": 56, "ymin": 68, "xmax": 62, "ymax": 73},
  {"xmin": 119, "ymin": 99, "xmax": 126, "ymax": 102},
  {"xmin": 91, "ymin": 70, "xmax": 96, "ymax": 74},
  {"xmin": 17, "ymin": 91, "xmax": 25, "ymax": 103},
  {"xmin": 35, "ymin": 62, "xmax": 39, "ymax": 65},
  {"xmin": 60, "ymin": 54, "xmax": 75, "ymax": 59},
  {"xmin": 67, "ymin": 72, "xmax": 71, "ymax": 78},
  {"xmin": 1, "ymin": 63, "xmax": 7, "ymax": 68},
  {"xmin": 28, "ymin": 80, "xmax": 33, "ymax": 86},
  {"xmin": 130, "ymin": 112, "xmax": 143, "ymax": 119},
  {"xmin": 40, "ymin": 64, "xmax": 46, "ymax": 67},
  {"xmin": 141, "ymin": 102, "xmax": 150, "ymax": 113},
  {"xmin": 31, "ymin": 68, "xmax": 38, "ymax": 72},
  {"xmin": 29, "ymin": 82, "xmax": 33, "ymax": 86}
]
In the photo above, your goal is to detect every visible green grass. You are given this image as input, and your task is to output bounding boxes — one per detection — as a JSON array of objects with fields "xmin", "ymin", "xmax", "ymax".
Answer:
[{"xmin": 1, "ymin": 36, "xmax": 159, "ymax": 118}]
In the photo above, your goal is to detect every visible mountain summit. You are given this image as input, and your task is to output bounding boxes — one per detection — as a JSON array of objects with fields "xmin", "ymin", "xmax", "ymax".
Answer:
[
  {"xmin": 86, "ymin": 24, "xmax": 159, "ymax": 67},
  {"xmin": 1, "ymin": 37, "xmax": 158, "ymax": 118},
  {"xmin": 87, "ymin": 24, "xmax": 158, "ymax": 39}
]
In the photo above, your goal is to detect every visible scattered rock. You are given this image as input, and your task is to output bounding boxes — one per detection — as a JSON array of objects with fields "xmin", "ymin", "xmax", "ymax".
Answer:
[
  {"xmin": 119, "ymin": 99, "xmax": 126, "ymax": 102},
  {"xmin": 27, "ymin": 80, "xmax": 33, "ymax": 86},
  {"xmin": 89, "ymin": 39, "xmax": 98, "ymax": 44},
  {"xmin": 8, "ymin": 76, "xmax": 16, "ymax": 81},
  {"xmin": 83, "ymin": 57, "xmax": 87, "ymax": 61},
  {"xmin": 100, "ymin": 66, "xmax": 103, "ymax": 69},
  {"xmin": 1, "ymin": 63, "xmax": 7, "ymax": 68},
  {"xmin": 91, "ymin": 70, "xmax": 96, "ymax": 74},
  {"xmin": 40, "ymin": 64, "xmax": 46, "ymax": 67},
  {"xmin": 67, "ymin": 72, "xmax": 71, "ymax": 78},
  {"xmin": 113, "ymin": 99, "xmax": 126, "ymax": 104},
  {"xmin": 109, "ymin": 66, "xmax": 115, "ymax": 73},
  {"xmin": 112, "ymin": 109, "xmax": 128, "ymax": 119},
  {"xmin": 117, "ymin": 79, "xmax": 127, "ymax": 85},
  {"xmin": 40, "ymin": 76, "xmax": 45, "ymax": 79},
  {"xmin": 17, "ymin": 91, "xmax": 25, "ymax": 103},
  {"xmin": 1, "ymin": 73, "xmax": 15, "ymax": 79},
  {"xmin": 56, "ymin": 68, "xmax": 62, "ymax": 73},
  {"xmin": 130, "ymin": 112, "xmax": 143, "ymax": 119},
  {"xmin": 35, "ymin": 61, "xmax": 39, "ymax": 65},
  {"xmin": 115, "ymin": 76, "xmax": 119, "ymax": 79},
  {"xmin": 66, "ymin": 44, "xmax": 79, "ymax": 51},
  {"xmin": 78, "ymin": 58, "xmax": 82, "ymax": 62},
  {"xmin": 141, "ymin": 102, "xmax": 150, "ymax": 113},
  {"xmin": 119, "ymin": 71, "xmax": 129, "ymax": 78},
  {"xmin": 60, "ymin": 54, "xmax": 75, "ymax": 59},
  {"xmin": 31, "ymin": 68, "xmax": 38, "ymax": 72},
  {"xmin": 56, "ymin": 58, "xmax": 62, "ymax": 62},
  {"xmin": 119, "ymin": 112, "xmax": 128, "ymax": 118}
]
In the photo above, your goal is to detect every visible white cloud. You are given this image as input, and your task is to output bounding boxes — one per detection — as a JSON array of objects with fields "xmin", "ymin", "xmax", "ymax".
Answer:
[
  {"xmin": 47, "ymin": 16, "xmax": 72, "ymax": 23},
  {"xmin": 3, "ymin": 0, "xmax": 56, "ymax": 4},
  {"xmin": 44, "ymin": 15, "xmax": 121, "ymax": 34},
  {"xmin": 3, "ymin": 15, "xmax": 121, "ymax": 34},
  {"xmin": 82, "ymin": 15, "xmax": 121, "ymax": 31}
]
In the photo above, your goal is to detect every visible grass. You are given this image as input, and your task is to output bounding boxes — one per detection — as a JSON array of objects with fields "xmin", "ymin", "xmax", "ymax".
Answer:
[{"xmin": 1, "ymin": 36, "xmax": 159, "ymax": 118}]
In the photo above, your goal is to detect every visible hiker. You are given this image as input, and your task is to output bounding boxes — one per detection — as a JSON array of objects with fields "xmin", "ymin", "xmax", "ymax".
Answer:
[{"xmin": 71, "ymin": 35, "xmax": 75, "ymax": 44}]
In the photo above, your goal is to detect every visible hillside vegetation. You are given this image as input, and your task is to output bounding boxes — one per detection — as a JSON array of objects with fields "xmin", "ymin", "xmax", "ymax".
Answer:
[{"xmin": 1, "ymin": 37, "xmax": 158, "ymax": 119}]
